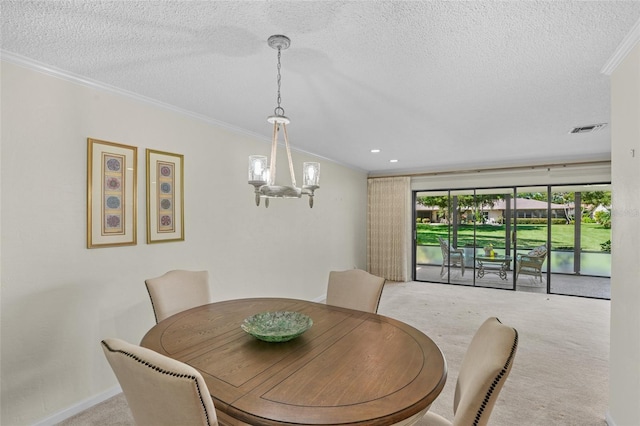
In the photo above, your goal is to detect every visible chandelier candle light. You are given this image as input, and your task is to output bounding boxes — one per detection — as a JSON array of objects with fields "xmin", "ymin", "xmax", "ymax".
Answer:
[{"xmin": 248, "ymin": 35, "xmax": 320, "ymax": 208}]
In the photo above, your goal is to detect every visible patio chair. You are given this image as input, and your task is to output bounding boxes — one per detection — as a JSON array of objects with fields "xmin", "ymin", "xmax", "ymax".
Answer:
[
  {"xmin": 516, "ymin": 244, "xmax": 547, "ymax": 282},
  {"xmin": 438, "ymin": 236, "xmax": 465, "ymax": 277}
]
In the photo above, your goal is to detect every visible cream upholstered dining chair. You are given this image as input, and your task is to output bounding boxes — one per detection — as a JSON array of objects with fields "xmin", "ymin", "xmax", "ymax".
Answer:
[
  {"xmin": 145, "ymin": 270, "xmax": 211, "ymax": 323},
  {"xmin": 101, "ymin": 338, "xmax": 218, "ymax": 426},
  {"xmin": 420, "ymin": 317, "xmax": 518, "ymax": 426},
  {"xmin": 326, "ymin": 269, "xmax": 386, "ymax": 313}
]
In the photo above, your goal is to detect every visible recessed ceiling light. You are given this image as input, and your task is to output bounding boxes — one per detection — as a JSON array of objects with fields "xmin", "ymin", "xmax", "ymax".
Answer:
[
  {"xmin": 390, "ymin": 159, "xmax": 398, "ymax": 163},
  {"xmin": 370, "ymin": 149, "xmax": 381, "ymax": 153}
]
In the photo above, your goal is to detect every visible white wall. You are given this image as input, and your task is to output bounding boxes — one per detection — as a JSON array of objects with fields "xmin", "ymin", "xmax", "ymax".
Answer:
[
  {"xmin": 0, "ymin": 60, "xmax": 367, "ymax": 425},
  {"xmin": 608, "ymin": 41, "xmax": 640, "ymax": 426}
]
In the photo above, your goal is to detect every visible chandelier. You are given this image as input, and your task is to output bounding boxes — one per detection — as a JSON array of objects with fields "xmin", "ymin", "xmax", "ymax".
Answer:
[{"xmin": 248, "ymin": 35, "xmax": 320, "ymax": 208}]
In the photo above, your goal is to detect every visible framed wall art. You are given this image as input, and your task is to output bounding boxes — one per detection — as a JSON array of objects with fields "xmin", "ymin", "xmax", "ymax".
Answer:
[
  {"xmin": 87, "ymin": 138, "xmax": 137, "ymax": 248},
  {"xmin": 146, "ymin": 149, "xmax": 184, "ymax": 243}
]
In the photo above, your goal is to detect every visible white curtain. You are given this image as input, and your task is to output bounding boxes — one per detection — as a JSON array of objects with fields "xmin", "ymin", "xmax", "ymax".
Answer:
[{"xmin": 367, "ymin": 176, "xmax": 411, "ymax": 282}]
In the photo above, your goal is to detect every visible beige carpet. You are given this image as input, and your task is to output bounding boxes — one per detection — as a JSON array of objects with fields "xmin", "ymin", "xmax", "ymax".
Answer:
[{"xmin": 60, "ymin": 282, "xmax": 610, "ymax": 425}]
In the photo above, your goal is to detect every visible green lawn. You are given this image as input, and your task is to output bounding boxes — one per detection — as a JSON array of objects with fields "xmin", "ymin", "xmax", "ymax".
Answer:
[{"xmin": 416, "ymin": 223, "xmax": 610, "ymax": 251}]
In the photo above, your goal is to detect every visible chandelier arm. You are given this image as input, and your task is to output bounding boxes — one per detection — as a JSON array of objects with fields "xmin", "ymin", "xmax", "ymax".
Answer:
[
  {"xmin": 281, "ymin": 123, "xmax": 297, "ymax": 188},
  {"xmin": 269, "ymin": 122, "xmax": 279, "ymax": 185}
]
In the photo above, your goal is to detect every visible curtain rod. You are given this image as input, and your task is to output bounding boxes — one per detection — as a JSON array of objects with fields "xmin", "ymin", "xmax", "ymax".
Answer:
[{"xmin": 367, "ymin": 160, "xmax": 611, "ymax": 179}]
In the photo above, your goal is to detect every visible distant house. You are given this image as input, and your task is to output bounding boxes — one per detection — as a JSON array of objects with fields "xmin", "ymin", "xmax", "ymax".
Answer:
[
  {"xmin": 487, "ymin": 198, "xmax": 571, "ymax": 222},
  {"xmin": 416, "ymin": 198, "xmax": 572, "ymax": 224}
]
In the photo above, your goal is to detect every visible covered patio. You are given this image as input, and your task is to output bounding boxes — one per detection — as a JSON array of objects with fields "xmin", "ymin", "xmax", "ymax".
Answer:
[{"xmin": 415, "ymin": 264, "xmax": 611, "ymax": 299}]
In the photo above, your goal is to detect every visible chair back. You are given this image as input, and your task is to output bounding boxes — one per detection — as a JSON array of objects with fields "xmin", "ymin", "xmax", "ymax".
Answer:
[
  {"xmin": 326, "ymin": 269, "xmax": 386, "ymax": 313},
  {"xmin": 438, "ymin": 236, "xmax": 458, "ymax": 259},
  {"xmin": 101, "ymin": 338, "xmax": 218, "ymax": 426},
  {"xmin": 452, "ymin": 317, "xmax": 518, "ymax": 426},
  {"xmin": 438, "ymin": 236, "xmax": 450, "ymax": 256},
  {"xmin": 528, "ymin": 244, "xmax": 547, "ymax": 259},
  {"xmin": 145, "ymin": 270, "xmax": 210, "ymax": 323}
]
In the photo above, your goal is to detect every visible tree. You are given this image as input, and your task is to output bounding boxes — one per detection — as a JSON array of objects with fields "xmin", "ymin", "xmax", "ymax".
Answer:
[
  {"xmin": 582, "ymin": 191, "xmax": 611, "ymax": 214},
  {"xmin": 417, "ymin": 196, "xmax": 450, "ymax": 221},
  {"xmin": 417, "ymin": 194, "xmax": 504, "ymax": 223},
  {"xmin": 594, "ymin": 210, "xmax": 611, "ymax": 229},
  {"xmin": 519, "ymin": 192, "xmax": 547, "ymax": 201}
]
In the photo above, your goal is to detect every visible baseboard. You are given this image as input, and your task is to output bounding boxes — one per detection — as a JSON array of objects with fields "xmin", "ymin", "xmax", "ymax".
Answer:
[
  {"xmin": 34, "ymin": 298, "xmax": 329, "ymax": 425},
  {"xmin": 605, "ymin": 410, "xmax": 617, "ymax": 426},
  {"xmin": 312, "ymin": 293, "xmax": 327, "ymax": 303},
  {"xmin": 33, "ymin": 386, "xmax": 122, "ymax": 426}
]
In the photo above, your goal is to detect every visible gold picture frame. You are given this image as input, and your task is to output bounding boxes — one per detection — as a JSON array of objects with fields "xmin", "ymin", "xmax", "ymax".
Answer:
[
  {"xmin": 87, "ymin": 138, "xmax": 137, "ymax": 248},
  {"xmin": 146, "ymin": 149, "xmax": 184, "ymax": 243}
]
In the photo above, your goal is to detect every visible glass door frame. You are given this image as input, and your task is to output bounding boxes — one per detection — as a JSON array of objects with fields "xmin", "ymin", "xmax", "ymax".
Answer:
[
  {"xmin": 413, "ymin": 181, "xmax": 611, "ymax": 299},
  {"xmin": 413, "ymin": 187, "xmax": 518, "ymax": 290}
]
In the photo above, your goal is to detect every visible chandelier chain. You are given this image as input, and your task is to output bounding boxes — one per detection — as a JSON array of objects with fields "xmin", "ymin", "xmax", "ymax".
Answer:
[{"xmin": 275, "ymin": 47, "xmax": 284, "ymax": 117}]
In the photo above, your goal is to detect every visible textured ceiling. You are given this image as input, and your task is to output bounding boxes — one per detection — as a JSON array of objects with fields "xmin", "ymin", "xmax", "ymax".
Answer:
[{"xmin": 2, "ymin": 1, "xmax": 640, "ymax": 175}]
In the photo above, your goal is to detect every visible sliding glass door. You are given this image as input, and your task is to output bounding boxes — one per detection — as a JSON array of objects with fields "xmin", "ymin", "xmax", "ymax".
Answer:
[
  {"xmin": 415, "ymin": 190, "xmax": 460, "ymax": 284},
  {"xmin": 473, "ymin": 188, "xmax": 515, "ymax": 290},
  {"xmin": 548, "ymin": 184, "xmax": 611, "ymax": 298},
  {"xmin": 514, "ymin": 186, "xmax": 552, "ymax": 291},
  {"xmin": 414, "ymin": 188, "xmax": 517, "ymax": 289},
  {"xmin": 414, "ymin": 182, "xmax": 611, "ymax": 299}
]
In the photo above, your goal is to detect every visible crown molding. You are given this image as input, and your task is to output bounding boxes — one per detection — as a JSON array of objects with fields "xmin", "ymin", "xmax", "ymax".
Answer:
[
  {"xmin": 0, "ymin": 49, "xmax": 269, "ymax": 140},
  {"xmin": 601, "ymin": 17, "xmax": 640, "ymax": 75},
  {"xmin": 1, "ymin": 50, "xmax": 349, "ymax": 168}
]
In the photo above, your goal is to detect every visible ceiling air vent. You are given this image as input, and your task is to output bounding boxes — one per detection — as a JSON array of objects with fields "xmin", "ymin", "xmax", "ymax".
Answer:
[{"xmin": 569, "ymin": 123, "xmax": 607, "ymax": 134}]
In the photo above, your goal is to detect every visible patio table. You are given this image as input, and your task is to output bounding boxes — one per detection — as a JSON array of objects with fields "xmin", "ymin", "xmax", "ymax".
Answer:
[{"xmin": 476, "ymin": 255, "xmax": 512, "ymax": 280}]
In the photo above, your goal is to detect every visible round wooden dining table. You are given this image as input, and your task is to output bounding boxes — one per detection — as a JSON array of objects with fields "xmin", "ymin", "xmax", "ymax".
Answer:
[{"xmin": 141, "ymin": 298, "xmax": 447, "ymax": 426}]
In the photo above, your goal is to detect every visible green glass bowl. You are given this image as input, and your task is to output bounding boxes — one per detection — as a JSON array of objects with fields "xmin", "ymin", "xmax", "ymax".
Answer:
[{"xmin": 241, "ymin": 311, "xmax": 313, "ymax": 342}]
